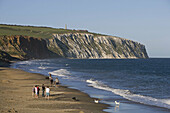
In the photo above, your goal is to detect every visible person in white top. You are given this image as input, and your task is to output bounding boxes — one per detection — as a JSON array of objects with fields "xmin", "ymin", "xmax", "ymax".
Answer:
[
  {"xmin": 35, "ymin": 85, "xmax": 38, "ymax": 98},
  {"xmin": 45, "ymin": 86, "xmax": 50, "ymax": 100}
]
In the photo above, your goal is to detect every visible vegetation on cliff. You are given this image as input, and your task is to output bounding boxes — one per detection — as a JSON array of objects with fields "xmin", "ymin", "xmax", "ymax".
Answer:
[{"xmin": 0, "ymin": 24, "xmax": 104, "ymax": 39}]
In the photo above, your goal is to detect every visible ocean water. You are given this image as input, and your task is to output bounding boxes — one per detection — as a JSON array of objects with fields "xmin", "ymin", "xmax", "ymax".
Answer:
[{"xmin": 11, "ymin": 58, "xmax": 170, "ymax": 113}]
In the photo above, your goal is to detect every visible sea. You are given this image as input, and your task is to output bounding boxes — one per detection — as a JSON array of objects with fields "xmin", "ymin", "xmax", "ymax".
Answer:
[{"xmin": 11, "ymin": 58, "xmax": 170, "ymax": 113}]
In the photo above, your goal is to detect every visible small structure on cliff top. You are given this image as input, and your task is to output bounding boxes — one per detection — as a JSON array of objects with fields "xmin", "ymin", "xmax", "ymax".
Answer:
[{"xmin": 65, "ymin": 24, "xmax": 67, "ymax": 29}]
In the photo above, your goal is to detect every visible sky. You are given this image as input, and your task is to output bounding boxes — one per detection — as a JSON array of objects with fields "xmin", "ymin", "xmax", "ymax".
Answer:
[{"xmin": 0, "ymin": 0, "xmax": 170, "ymax": 58}]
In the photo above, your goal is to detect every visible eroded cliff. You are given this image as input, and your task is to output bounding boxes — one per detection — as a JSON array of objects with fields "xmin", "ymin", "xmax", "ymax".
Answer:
[
  {"xmin": 0, "ymin": 33, "xmax": 148, "ymax": 60},
  {"xmin": 47, "ymin": 33, "xmax": 148, "ymax": 59},
  {"xmin": 0, "ymin": 24, "xmax": 149, "ymax": 60},
  {"xmin": 0, "ymin": 35, "xmax": 58, "ymax": 59}
]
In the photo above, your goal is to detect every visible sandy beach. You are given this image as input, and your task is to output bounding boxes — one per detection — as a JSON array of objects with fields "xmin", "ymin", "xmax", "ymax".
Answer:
[{"xmin": 0, "ymin": 67, "xmax": 109, "ymax": 113}]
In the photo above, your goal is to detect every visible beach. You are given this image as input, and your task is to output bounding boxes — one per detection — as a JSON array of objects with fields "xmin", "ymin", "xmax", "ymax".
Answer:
[
  {"xmin": 0, "ymin": 67, "xmax": 109, "ymax": 113},
  {"xmin": 10, "ymin": 59, "xmax": 170, "ymax": 113}
]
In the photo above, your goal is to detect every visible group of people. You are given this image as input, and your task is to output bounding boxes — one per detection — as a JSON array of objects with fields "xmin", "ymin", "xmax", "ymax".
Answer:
[
  {"xmin": 49, "ymin": 73, "xmax": 60, "ymax": 87},
  {"xmin": 32, "ymin": 84, "xmax": 50, "ymax": 99},
  {"xmin": 32, "ymin": 73, "xmax": 59, "ymax": 100}
]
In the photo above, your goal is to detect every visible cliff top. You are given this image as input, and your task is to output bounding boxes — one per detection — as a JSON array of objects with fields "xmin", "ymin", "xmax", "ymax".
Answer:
[{"xmin": 0, "ymin": 24, "xmax": 107, "ymax": 39}]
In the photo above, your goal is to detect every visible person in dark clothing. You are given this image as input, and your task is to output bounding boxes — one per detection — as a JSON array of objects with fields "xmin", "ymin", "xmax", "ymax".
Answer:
[
  {"xmin": 49, "ymin": 73, "xmax": 53, "ymax": 87},
  {"xmin": 55, "ymin": 77, "xmax": 60, "ymax": 87},
  {"xmin": 37, "ymin": 85, "xmax": 40, "ymax": 97},
  {"xmin": 42, "ymin": 84, "xmax": 45, "ymax": 97}
]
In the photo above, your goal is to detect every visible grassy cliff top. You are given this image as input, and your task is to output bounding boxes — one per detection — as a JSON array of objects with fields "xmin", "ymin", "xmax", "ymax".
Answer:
[{"xmin": 0, "ymin": 24, "xmax": 106, "ymax": 39}]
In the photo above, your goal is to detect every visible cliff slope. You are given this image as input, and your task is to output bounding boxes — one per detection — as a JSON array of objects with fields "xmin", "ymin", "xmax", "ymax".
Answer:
[
  {"xmin": 0, "ymin": 35, "xmax": 58, "ymax": 59},
  {"xmin": 47, "ymin": 33, "xmax": 148, "ymax": 59},
  {"xmin": 0, "ymin": 24, "xmax": 149, "ymax": 60}
]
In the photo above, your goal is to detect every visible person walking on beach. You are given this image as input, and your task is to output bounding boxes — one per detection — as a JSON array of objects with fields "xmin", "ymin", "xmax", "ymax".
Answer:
[
  {"xmin": 34, "ymin": 85, "xmax": 40, "ymax": 98},
  {"xmin": 45, "ymin": 86, "xmax": 50, "ymax": 100},
  {"xmin": 35, "ymin": 85, "xmax": 38, "ymax": 98},
  {"xmin": 49, "ymin": 73, "xmax": 53, "ymax": 87},
  {"xmin": 37, "ymin": 85, "xmax": 40, "ymax": 98},
  {"xmin": 55, "ymin": 77, "xmax": 60, "ymax": 87},
  {"xmin": 42, "ymin": 84, "xmax": 45, "ymax": 97},
  {"xmin": 32, "ymin": 86, "xmax": 35, "ymax": 98}
]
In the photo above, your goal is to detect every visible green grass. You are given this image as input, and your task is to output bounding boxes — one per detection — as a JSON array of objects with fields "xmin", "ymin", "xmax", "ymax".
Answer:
[{"xmin": 0, "ymin": 24, "xmax": 106, "ymax": 39}]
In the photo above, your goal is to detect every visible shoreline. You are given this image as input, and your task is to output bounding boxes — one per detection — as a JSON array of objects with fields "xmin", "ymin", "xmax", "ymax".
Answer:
[{"xmin": 0, "ymin": 67, "xmax": 109, "ymax": 113}]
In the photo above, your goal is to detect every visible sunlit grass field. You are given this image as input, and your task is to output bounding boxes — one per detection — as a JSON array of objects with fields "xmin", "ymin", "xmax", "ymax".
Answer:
[{"xmin": 0, "ymin": 24, "xmax": 104, "ymax": 39}]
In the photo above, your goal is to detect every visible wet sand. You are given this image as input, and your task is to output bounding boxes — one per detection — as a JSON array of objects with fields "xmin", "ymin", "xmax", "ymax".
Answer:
[{"xmin": 0, "ymin": 67, "xmax": 109, "ymax": 113}]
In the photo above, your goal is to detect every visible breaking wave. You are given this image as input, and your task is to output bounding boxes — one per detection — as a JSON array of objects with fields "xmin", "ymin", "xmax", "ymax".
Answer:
[
  {"xmin": 86, "ymin": 79, "xmax": 170, "ymax": 109},
  {"xmin": 49, "ymin": 69, "xmax": 70, "ymax": 77}
]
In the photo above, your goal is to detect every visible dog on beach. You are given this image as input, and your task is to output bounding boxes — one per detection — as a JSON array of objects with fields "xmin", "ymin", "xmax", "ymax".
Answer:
[{"xmin": 72, "ymin": 97, "xmax": 79, "ymax": 101}]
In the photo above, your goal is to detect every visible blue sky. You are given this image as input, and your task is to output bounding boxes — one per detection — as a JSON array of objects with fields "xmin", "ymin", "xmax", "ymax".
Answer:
[{"xmin": 0, "ymin": 0, "xmax": 170, "ymax": 57}]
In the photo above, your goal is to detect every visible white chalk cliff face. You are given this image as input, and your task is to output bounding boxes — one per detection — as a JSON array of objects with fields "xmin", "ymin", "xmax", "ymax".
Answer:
[{"xmin": 46, "ymin": 33, "xmax": 149, "ymax": 59}]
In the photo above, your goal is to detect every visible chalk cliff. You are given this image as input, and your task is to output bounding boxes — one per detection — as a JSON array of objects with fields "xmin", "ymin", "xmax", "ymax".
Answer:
[
  {"xmin": 46, "ymin": 33, "xmax": 148, "ymax": 59},
  {"xmin": 0, "ymin": 33, "xmax": 148, "ymax": 60}
]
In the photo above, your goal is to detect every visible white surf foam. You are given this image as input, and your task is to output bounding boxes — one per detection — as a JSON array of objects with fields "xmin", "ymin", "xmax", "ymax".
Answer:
[
  {"xmin": 161, "ymin": 99, "xmax": 170, "ymax": 105},
  {"xmin": 29, "ymin": 69, "xmax": 39, "ymax": 72},
  {"xmin": 14, "ymin": 61, "xmax": 33, "ymax": 65},
  {"xmin": 38, "ymin": 66, "xmax": 47, "ymax": 69},
  {"xmin": 38, "ymin": 66, "xmax": 52, "ymax": 70},
  {"xmin": 86, "ymin": 79, "xmax": 170, "ymax": 109},
  {"xmin": 86, "ymin": 79, "xmax": 107, "ymax": 87},
  {"xmin": 49, "ymin": 69, "xmax": 70, "ymax": 77}
]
